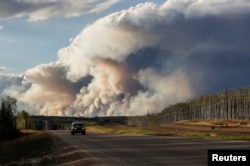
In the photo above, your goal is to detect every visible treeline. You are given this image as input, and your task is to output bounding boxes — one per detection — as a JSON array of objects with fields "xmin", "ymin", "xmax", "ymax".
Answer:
[
  {"xmin": 127, "ymin": 87, "xmax": 250, "ymax": 127},
  {"xmin": 29, "ymin": 116, "xmax": 128, "ymax": 130},
  {"xmin": 23, "ymin": 86, "xmax": 250, "ymax": 129}
]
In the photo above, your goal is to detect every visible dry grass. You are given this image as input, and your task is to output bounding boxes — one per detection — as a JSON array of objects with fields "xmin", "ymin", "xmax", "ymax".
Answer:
[
  {"xmin": 178, "ymin": 119, "xmax": 249, "ymax": 127},
  {"xmin": 0, "ymin": 131, "xmax": 53, "ymax": 165},
  {"xmin": 0, "ymin": 131, "xmax": 93, "ymax": 166},
  {"xmin": 88, "ymin": 120, "xmax": 250, "ymax": 140}
]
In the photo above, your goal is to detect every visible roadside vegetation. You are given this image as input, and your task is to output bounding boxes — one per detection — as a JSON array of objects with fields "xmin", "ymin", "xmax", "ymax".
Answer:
[
  {"xmin": 87, "ymin": 125, "xmax": 157, "ymax": 135},
  {"xmin": 87, "ymin": 119, "xmax": 250, "ymax": 141},
  {"xmin": 0, "ymin": 96, "xmax": 53, "ymax": 165},
  {"xmin": 0, "ymin": 131, "xmax": 53, "ymax": 165},
  {"xmin": 0, "ymin": 96, "xmax": 19, "ymax": 139}
]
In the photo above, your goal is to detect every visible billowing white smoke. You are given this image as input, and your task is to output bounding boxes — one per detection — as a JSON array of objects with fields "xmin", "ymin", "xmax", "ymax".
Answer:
[
  {"xmin": 56, "ymin": 2, "xmax": 195, "ymax": 116},
  {"xmin": 1, "ymin": 0, "xmax": 250, "ymax": 116}
]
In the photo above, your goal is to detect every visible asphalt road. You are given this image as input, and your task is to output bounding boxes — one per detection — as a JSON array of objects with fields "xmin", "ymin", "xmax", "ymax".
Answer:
[{"xmin": 51, "ymin": 130, "xmax": 250, "ymax": 166}]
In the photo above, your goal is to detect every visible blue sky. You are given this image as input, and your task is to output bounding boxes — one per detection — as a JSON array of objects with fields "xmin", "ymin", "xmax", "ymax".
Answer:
[
  {"xmin": 1, "ymin": 0, "xmax": 250, "ymax": 116},
  {"xmin": 0, "ymin": 0, "xmax": 165, "ymax": 74}
]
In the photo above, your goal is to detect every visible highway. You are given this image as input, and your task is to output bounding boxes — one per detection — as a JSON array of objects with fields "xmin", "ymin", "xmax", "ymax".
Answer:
[{"xmin": 51, "ymin": 130, "xmax": 250, "ymax": 166}]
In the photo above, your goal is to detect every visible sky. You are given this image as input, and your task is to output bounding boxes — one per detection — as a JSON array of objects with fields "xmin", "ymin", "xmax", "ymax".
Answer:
[
  {"xmin": 1, "ymin": 0, "xmax": 165, "ymax": 74},
  {"xmin": 1, "ymin": 0, "xmax": 250, "ymax": 116}
]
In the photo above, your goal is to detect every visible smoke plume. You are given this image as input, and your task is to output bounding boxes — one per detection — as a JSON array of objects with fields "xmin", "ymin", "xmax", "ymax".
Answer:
[{"xmin": 1, "ymin": 0, "xmax": 250, "ymax": 116}]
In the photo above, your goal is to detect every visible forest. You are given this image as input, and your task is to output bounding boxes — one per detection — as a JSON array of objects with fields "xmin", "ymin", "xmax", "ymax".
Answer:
[{"xmin": 127, "ymin": 86, "xmax": 250, "ymax": 127}]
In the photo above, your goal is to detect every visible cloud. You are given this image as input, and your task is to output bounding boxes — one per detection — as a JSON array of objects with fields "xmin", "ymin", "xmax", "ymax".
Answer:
[
  {"xmin": 0, "ymin": 25, "xmax": 3, "ymax": 30},
  {"xmin": 0, "ymin": 0, "xmax": 120, "ymax": 21},
  {"xmin": 161, "ymin": 0, "xmax": 250, "ymax": 18},
  {"xmin": 1, "ymin": 0, "xmax": 250, "ymax": 116},
  {"xmin": 0, "ymin": 67, "xmax": 6, "ymax": 72},
  {"xmin": 0, "ymin": 73, "xmax": 27, "ymax": 98}
]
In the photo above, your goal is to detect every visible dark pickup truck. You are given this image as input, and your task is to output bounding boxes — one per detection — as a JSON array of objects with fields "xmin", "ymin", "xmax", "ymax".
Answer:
[{"xmin": 70, "ymin": 122, "xmax": 86, "ymax": 135}]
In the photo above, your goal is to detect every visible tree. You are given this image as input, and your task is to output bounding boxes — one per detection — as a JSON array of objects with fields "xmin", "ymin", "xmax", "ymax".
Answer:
[
  {"xmin": 16, "ymin": 110, "xmax": 30, "ymax": 133},
  {"xmin": 0, "ymin": 96, "xmax": 19, "ymax": 139}
]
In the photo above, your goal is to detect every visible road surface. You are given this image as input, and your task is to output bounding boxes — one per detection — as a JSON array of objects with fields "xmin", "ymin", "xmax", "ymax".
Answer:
[{"xmin": 51, "ymin": 130, "xmax": 250, "ymax": 166}]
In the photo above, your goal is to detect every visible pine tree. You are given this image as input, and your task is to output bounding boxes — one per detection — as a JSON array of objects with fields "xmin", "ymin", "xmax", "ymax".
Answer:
[{"xmin": 0, "ymin": 96, "xmax": 19, "ymax": 139}]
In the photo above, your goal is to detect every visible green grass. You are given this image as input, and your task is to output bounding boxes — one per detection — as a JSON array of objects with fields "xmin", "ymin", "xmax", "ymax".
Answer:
[{"xmin": 0, "ymin": 131, "xmax": 53, "ymax": 164}]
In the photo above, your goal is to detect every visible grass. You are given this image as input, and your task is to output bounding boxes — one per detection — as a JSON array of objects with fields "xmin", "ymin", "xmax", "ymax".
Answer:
[
  {"xmin": 0, "ymin": 131, "xmax": 53, "ymax": 165},
  {"xmin": 88, "ymin": 125, "xmax": 157, "ymax": 135},
  {"xmin": 180, "ymin": 119, "xmax": 249, "ymax": 127},
  {"xmin": 87, "ymin": 120, "xmax": 250, "ymax": 141},
  {"xmin": 114, "ymin": 127, "xmax": 157, "ymax": 135},
  {"xmin": 185, "ymin": 131, "xmax": 250, "ymax": 140}
]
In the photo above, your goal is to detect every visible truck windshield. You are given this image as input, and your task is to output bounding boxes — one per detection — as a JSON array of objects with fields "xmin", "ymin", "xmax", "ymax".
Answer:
[{"xmin": 73, "ymin": 123, "xmax": 84, "ymax": 127}]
